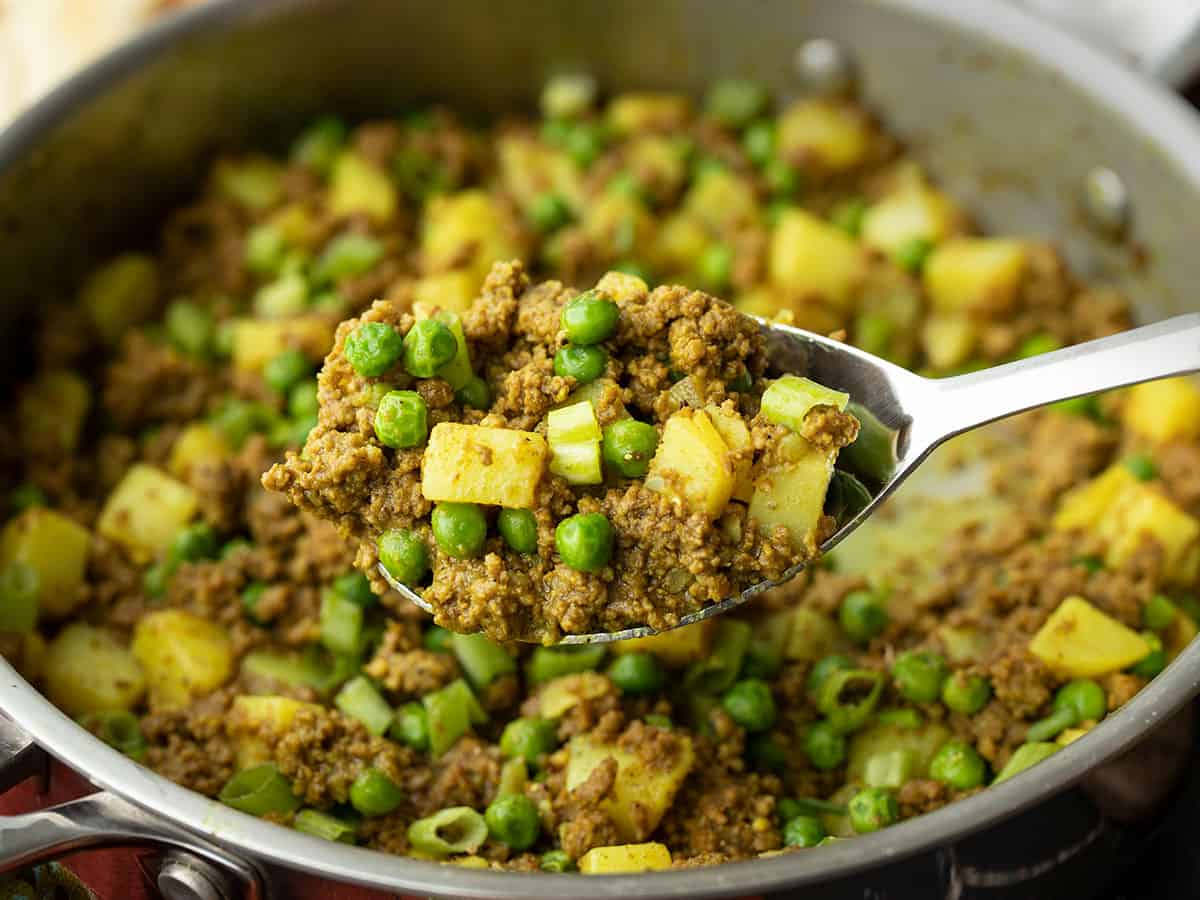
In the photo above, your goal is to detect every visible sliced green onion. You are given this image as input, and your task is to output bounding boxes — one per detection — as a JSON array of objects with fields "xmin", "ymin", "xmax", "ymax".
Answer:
[
  {"xmin": 311, "ymin": 232, "xmax": 384, "ymax": 285},
  {"xmin": 320, "ymin": 589, "xmax": 364, "ymax": 656},
  {"xmin": 684, "ymin": 619, "xmax": 752, "ymax": 694},
  {"xmin": 335, "ymin": 675, "xmax": 394, "ymax": 736},
  {"xmin": 294, "ymin": 808, "xmax": 358, "ymax": 844},
  {"xmin": 993, "ymin": 742, "xmax": 1060, "ymax": 784},
  {"xmin": 429, "ymin": 311, "xmax": 474, "ymax": 390},
  {"xmin": 875, "ymin": 708, "xmax": 922, "ymax": 729},
  {"xmin": 760, "ymin": 375, "xmax": 850, "ymax": 434},
  {"xmin": 497, "ymin": 757, "xmax": 528, "ymax": 797},
  {"xmin": 861, "ymin": 747, "xmax": 918, "ymax": 789},
  {"xmin": 424, "ymin": 679, "xmax": 486, "ymax": 757},
  {"xmin": 80, "ymin": 710, "xmax": 146, "ymax": 761},
  {"xmin": 526, "ymin": 645, "xmax": 607, "ymax": 685},
  {"xmin": 219, "ymin": 763, "xmax": 302, "ymax": 816},
  {"xmin": 451, "ymin": 632, "xmax": 516, "ymax": 688},
  {"xmin": 817, "ymin": 668, "xmax": 885, "ymax": 734},
  {"xmin": 407, "ymin": 806, "xmax": 488, "ymax": 857}
]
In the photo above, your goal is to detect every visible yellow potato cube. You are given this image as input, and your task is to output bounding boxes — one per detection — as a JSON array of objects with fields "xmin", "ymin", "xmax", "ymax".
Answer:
[
  {"xmin": 920, "ymin": 313, "xmax": 977, "ymax": 371},
  {"xmin": 610, "ymin": 620, "xmax": 715, "ymax": 667},
  {"xmin": 1029, "ymin": 596, "xmax": 1149, "ymax": 677},
  {"xmin": 566, "ymin": 735, "xmax": 694, "ymax": 841},
  {"xmin": 606, "ymin": 92, "xmax": 692, "ymax": 135},
  {"xmin": 422, "ymin": 423, "xmax": 548, "ymax": 509},
  {"xmin": 537, "ymin": 671, "xmax": 613, "ymax": 718},
  {"xmin": 132, "ymin": 610, "xmax": 233, "ymax": 710},
  {"xmin": 43, "ymin": 624, "xmax": 145, "ymax": 717},
  {"xmin": 584, "ymin": 192, "xmax": 657, "ymax": 257},
  {"xmin": 98, "ymin": 464, "xmax": 199, "ymax": 562},
  {"xmin": 1, "ymin": 509, "xmax": 91, "ymax": 618},
  {"xmin": 777, "ymin": 99, "xmax": 872, "ymax": 172},
  {"xmin": 1057, "ymin": 727, "xmax": 1090, "ymax": 746},
  {"xmin": 1052, "ymin": 465, "xmax": 1138, "ymax": 532},
  {"xmin": 229, "ymin": 695, "xmax": 323, "ymax": 767},
  {"xmin": 683, "ymin": 169, "xmax": 759, "ymax": 233},
  {"xmin": 19, "ymin": 370, "xmax": 91, "ymax": 454},
  {"xmin": 861, "ymin": 186, "xmax": 961, "ymax": 255},
  {"xmin": 78, "ymin": 253, "xmax": 160, "ymax": 344},
  {"xmin": 412, "ymin": 270, "xmax": 480, "ymax": 315},
  {"xmin": 769, "ymin": 209, "xmax": 864, "ymax": 310},
  {"xmin": 329, "ymin": 151, "xmax": 397, "ymax": 223},
  {"xmin": 594, "ymin": 271, "xmax": 649, "ymax": 305},
  {"xmin": 1165, "ymin": 610, "xmax": 1199, "ymax": 660},
  {"xmin": 645, "ymin": 409, "xmax": 735, "ymax": 519},
  {"xmin": 706, "ymin": 405, "xmax": 754, "ymax": 501},
  {"xmin": 579, "ymin": 843, "xmax": 673, "ymax": 874},
  {"xmin": 749, "ymin": 434, "xmax": 836, "ymax": 553},
  {"xmin": 423, "ymin": 189, "xmax": 521, "ymax": 277},
  {"xmin": 1098, "ymin": 482, "xmax": 1200, "ymax": 581},
  {"xmin": 1122, "ymin": 377, "xmax": 1200, "ymax": 443},
  {"xmin": 784, "ymin": 607, "xmax": 849, "ymax": 662},
  {"xmin": 230, "ymin": 315, "xmax": 336, "ymax": 374},
  {"xmin": 497, "ymin": 135, "xmax": 584, "ymax": 213},
  {"xmin": 214, "ymin": 156, "xmax": 284, "ymax": 211},
  {"xmin": 733, "ymin": 287, "xmax": 789, "ymax": 321},
  {"xmin": 168, "ymin": 424, "xmax": 232, "ymax": 479},
  {"xmin": 924, "ymin": 238, "xmax": 1027, "ymax": 315},
  {"xmin": 652, "ymin": 213, "xmax": 711, "ymax": 274}
]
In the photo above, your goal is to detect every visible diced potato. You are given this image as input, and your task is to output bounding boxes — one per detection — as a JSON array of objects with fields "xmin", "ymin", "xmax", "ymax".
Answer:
[
  {"xmin": 733, "ymin": 286, "xmax": 789, "ymax": 321},
  {"xmin": 412, "ymin": 270, "xmax": 480, "ymax": 315},
  {"xmin": 451, "ymin": 856, "xmax": 490, "ymax": 869},
  {"xmin": 1052, "ymin": 465, "xmax": 1138, "ymax": 532},
  {"xmin": 132, "ymin": 610, "xmax": 233, "ymax": 710},
  {"xmin": 682, "ymin": 168, "xmax": 759, "ymax": 233},
  {"xmin": 19, "ymin": 370, "xmax": 90, "ymax": 454},
  {"xmin": 422, "ymin": 423, "xmax": 548, "ymax": 508},
  {"xmin": 776, "ymin": 99, "xmax": 872, "ymax": 172},
  {"xmin": 924, "ymin": 238, "xmax": 1027, "ymax": 315},
  {"xmin": 748, "ymin": 434, "xmax": 836, "ymax": 553},
  {"xmin": 168, "ymin": 424, "xmax": 232, "ymax": 479},
  {"xmin": 920, "ymin": 313, "xmax": 977, "ymax": 371},
  {"xmin": 423, "ymin": 189, "xmax": 522, "ymax": 277},
  {"xmin": 78, "ymin": 253, "xmax": 160, "ymax": 344},
  {"xmin": 566, "ymin": 734, "xmax": 694, "ymax": 841},
  {"xmin": 625, "ymin": 136, "xmax": 688, "ymax": 201},
  {"xmin": 229, "ymin": 695, "xmax": 324, "ymax": 767},
  {"xmin": 769, "ymin": 209, "xmax": 865, "ymax": 310},
  {"xmin": 652, "ymin": 212, "xmax": 710, "ymax": 274},
  {"xmin": 214, "ymin": 156, "xmax": 284, "ymax": 211},
  {"xmin": 937, "ymin": 625, "xmax": 992, "ymax": 664},
  {"xmin": 579, "ymin": 843, "xmax": 673, "ymax": 874},
  {"xmin": 1098, "ymin": 481, "xmax": 1200, "ymax": 581},
  {"xmin": 861, "ymin": 185, "xmax": 961, "ymax": 255},
  {"xmin": 610, "ymin": 620, "xmax": 715, "ymax": 667},
  {"xmin": 229, "ymin": 315, "xmax": 336, "ymax": 373},
  {"xmin": 784, "ymin": 607, "xmax": 849, "ymax": 662},
  {"xmin": 1, "ymin": 509, "xmax": 91, "ymax": 618},
  {"xmin": 1029, "ymin": 596, "xmax": 1149, "ymax": 677},
  {"xmin": 1122, "ymin": 377, "xmax": 1200, "ymax": 443},
  {"xmin": 645, "ymin": 409, "xmax": 735, "ymax": 519},
  {"xmin": 594, "ymin": 270, "xmax": 649, "ymax": 305},
  {"xmin": 538, "ymin": 671, "xmax": 613, "ymax": 718},
  {"xmin": 1165, "ymin": 609, "xmax": 1198, "ymax": 659},
  {"xmin": 706, "ymin": 405, "xmax": 754, "ymax": 502},
  {"xmin": 607, "ymin": 92, "xmax": 692, "ymax": 135},
  {"xmin": 496, "ymin": 135, "xmax": 585, "ymax": 213},
  {"xmin": 329, "ymin": 151, "xmax": 397, "ymax": 223},
  {"xmin": 847, "ymin": 721, "xmax": 953, "ymax": 788},
  {"xmin": 43, "ymin": 623, "xmax": 146, "ymax": 717},
  {"xmin": 583, "ymin": 192, "xmax": 656, "ymax": 257},
  {"xmin": 269, "ymin": 202, "xmax": 320, "ymax": 247},
  {"xmin": 97, "ymin": 465, "xmax": 198, "ymax": 562}
]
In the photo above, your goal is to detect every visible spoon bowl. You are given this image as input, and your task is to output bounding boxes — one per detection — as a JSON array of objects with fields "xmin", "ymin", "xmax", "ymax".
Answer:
[{"xmin": 380, "ymin": 312, "xmax": 1200, "ymax": 643}]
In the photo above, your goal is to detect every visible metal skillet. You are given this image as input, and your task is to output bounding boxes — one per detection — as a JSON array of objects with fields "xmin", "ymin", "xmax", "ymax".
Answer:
[{"xmin": 381, "ymin": 312, "xmax": 1200, "ymax": 643}]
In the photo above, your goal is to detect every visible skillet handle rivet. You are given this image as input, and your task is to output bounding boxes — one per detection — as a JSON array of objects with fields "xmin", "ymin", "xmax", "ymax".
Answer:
[{"xmin": 157, "ymin": 852, "xmax": 233, "ymax": 900}]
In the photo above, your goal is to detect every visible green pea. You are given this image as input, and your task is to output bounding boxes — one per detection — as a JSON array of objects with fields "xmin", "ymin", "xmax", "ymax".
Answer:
[
  {"xmin": 1123, "ymin": 453, "xmax": 1158, "ymax": 482},
  {"xmin": 847, "ymin": 787, "xmax": 898, "ymax": 833},
  {"xmin": 377, "ymin": 529, "xmax": 429, "ymax": 585},
  {"xmin": 807, "ymin": 654, "xmax": 856, "ymax": 696},
  {"xmin": 264, "ymin": 349, "xmax": 312, "ymax": 395},
  {"xmin": 485, "ymin": 793, "xmax": 540, "ymax": 850},
  {"xmin": 742, "ymin": 120, "xmax": 776, "ymax": 167},
  {"xmin": 601, "ymin": 419, "xmax": 659, "ymax": 478},
  {"xmin": 1053, "ymin": 395, "xmax": 1104, "ymax": 420},
  {"xmin": 564, "ymin": 122, "xmax": 606, "ymax": 167},
  {"xmin": 245, "ymin": 223, "xmax": 288, "ymax": 275},
  {"xmin": 345, "ymin": 322, "xmax": 404, "ymax": 378},
  {"xmin": 783, "ymin": 815, "xmax": 826, "ymax": 848},
  {"xmin": 892, "ymin": 650, "xmax": 948, "ymax": 704},
  {"xmin": 561, "ymin": 291, "xmax": 620, "ymax": 345},
  {"xmin": 165, "ymin": 301, "xmax": 214, "ymax": 358},
  {"xmin": 839, "ymin": 590, "xmax": 888, "ymax": 643},
  {"xmin": 390, "ymin": 701, "xmax": 430, "ymax": 751},
  {"xmin": 722, "ymin": 678, "xmax": 777, "ymax": 732},
  {"xmin": 455, "ymin": 376, "xmax": 491, "ymax": 410},
  {"xmin": 929, "ymin": 740, "xmax": 987, "ymax": 791},
  {"xmin": 764, "ymin": 158, "xmax": 801, "ymax": 199},
  {"xmin": 143, "ymin": 562, "xmax": 172, "ymax": 599},
  {"xmin": 499, "ymin": 717, "xmax": 559, "ymax": 763},
  {"xmin": 288, "ymin": 379, "xmax": 320, "ymax": 419},
  {"xmin": 1054, "ymin": 679, "xmax": 1107, "ymax": 722},
  {"xmin": 1016, "ymin": 332, "xmax": 1063, "ymax": 359},
  {"xmin": 830, "ymin": 197, "xmax": 867, "ymax": 237},
  {"xmin": 941, "ymin": 672, "xmax": 992, "ymax": 715},
  {"xmin": 528, "ymin": 193, "xmax": 572, "ymax": 233},
  {"xmin": 1130, "ymin": 632, "xmax": 1167, "ymax": 679},
  {"xmin": 540, "ymin": 850, "xmax": 576, "ymax": 873},
  {"xmin": 169, "ymin": 523, "xmax": 219, "ymax": 565},
  {"xmin": 333, "ymin": 571, "xmax": 375, "ymax": 608},
  {"xmin": 607, "ymin": 653, "xmax": 665, "ymax": 694},
  {"xmin": 290, "ymin": 116, "xmax": 347, "ymax": 174},
  {"xmin": 1143, "ymin": 594, "xmax": 1177, "ymax": 631},
  {"xmin": 705, "ymin": 79, "xmax": 769, "ymax": 129},
  {"xmin": 554, "ymin": 344, "xmax": 608, "ymax": 385},
  {"xmin": 497, "ymin": 508, "xmax": 539, "ymax": 554},
  {"xmin": 311, "ymin": 233, "xmax": 384, "ymax": 285},
  {"xmin": 554, "ymin": 512, "xmax": 613, "ymax": 572},
  {"xmin": 349, "ymin": 768, "xmax": 404, "ymax": 816},
  {"xmin": 373, "ymin": 390, "xmax": 428, "ymax": 449},
  {"xmin": 803, "ymin": 720, "xmax": 846, "ymax": 770},
  {"xmin": 893, "ymin": 237, "xmax": 934, "ymax": 274},
  {"xmin": 432, "ymin": 502, "xmax": 488, "ymax": 559},
  {"xmin": 403, "ymin": 319, "xmax": 458, "ymax": 378},
  {"xmin": 241, "ymin": 581, "xmax": 268, "ymax": 623},
  {"xmin": 423, "ymin": 625, "xmax": 454, "ymax": 654},
  {"xmin": 697, "ymin": 243, "xmax": 733, "ymax": 292}
]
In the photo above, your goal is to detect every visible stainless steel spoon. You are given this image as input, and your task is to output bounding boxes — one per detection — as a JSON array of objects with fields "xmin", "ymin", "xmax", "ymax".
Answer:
[{"xmin": 380, "ymin": 313, "xmax": 1200, "ymax": 643}]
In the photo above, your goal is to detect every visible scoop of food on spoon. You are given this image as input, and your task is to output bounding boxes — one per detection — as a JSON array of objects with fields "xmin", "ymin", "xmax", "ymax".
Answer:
[{"xmin": 378, "ymin": 312, "xmax": 1200, "ymax": 643}]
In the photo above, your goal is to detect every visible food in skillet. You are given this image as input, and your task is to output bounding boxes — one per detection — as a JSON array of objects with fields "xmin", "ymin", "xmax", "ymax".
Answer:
[
  {"xmin": 263, "ymin": 266, "xmax": 860, "ymax": 643},
  {"xmin": 1, "ymin": 74, "xmax": 1198, "ymax": 873}
]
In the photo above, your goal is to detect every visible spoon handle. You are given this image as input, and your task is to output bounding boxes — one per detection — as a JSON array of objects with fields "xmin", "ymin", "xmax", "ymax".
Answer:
[{"xmin": 922, "ymin": 313, "xmax": 1200, "ymax": 441}]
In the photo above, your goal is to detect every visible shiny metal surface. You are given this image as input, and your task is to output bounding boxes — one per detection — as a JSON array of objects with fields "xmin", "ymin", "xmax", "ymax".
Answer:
[
  {"xmin": 2, "ymin": 1, "xmax": 1200, "ymax": 898},
  {"xmin": 385, "ymin": 314, "xmax": 1200, "ymax": 643}
]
